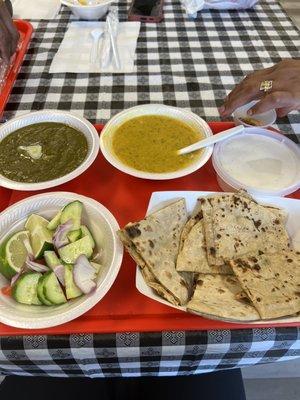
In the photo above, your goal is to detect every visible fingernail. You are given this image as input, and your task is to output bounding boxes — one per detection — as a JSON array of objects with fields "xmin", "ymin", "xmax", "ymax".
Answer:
[{"xmin": 219, "ymin": 106, "xmax": 225, "ymax": 115}]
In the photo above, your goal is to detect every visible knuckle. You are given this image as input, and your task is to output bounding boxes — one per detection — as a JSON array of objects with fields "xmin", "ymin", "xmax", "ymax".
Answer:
[{"xmin": 270, "ymin": 92, "xmax": 283, "ymax": 105}]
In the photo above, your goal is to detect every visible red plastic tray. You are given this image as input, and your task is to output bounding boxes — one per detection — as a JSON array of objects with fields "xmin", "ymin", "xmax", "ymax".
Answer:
[
  {"xmin": 0, "ymin": 20, "xmax": 33, "ymax": 116},
  {"xmin": 0, "ymin": 122, "xmax": 299, "ymax": 336}
]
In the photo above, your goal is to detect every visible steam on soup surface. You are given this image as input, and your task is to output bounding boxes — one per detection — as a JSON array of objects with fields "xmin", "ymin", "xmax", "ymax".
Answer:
[{"xmin": 112, "ymin": 115, "xmax": 204, "ymax": 173}]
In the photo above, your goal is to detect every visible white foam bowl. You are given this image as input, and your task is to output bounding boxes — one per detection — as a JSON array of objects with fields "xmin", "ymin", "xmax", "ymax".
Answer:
[
  {"xmin": 212, "ymin": 127, "xmax": 300, "ymax": 197},
  {"xmin": 61, "ymin": 0, "xmax": 113, "ymax": 20},
  {"xmin": 0, "ymin": 192, "xmax": 123, "ymax": 329},
  {"xmin": 0, "ymin": 110, "xmax": 99, "ymax": 191},
  {"xmin": 233, "ymin": 100, "xmax": 276, "ymax": 128},
  {"xmin": 100, "ymin": 104, "xmax": 213, "ymax": 180}
]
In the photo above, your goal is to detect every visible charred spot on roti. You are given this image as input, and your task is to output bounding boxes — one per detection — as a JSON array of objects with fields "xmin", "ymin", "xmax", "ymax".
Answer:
[
  {"xmin": 149, "ymin": 240, "xmax": 155, "ymax": 248},
  {"xmin": 126, "ymin": 225, "xmax": 141, "ymax": 238},
  {"xmin": 210, "ymin": 247, "xmax": 216, "ymax": 256},
  {"xmin": 287, "ymin": 259, "xmax": 293, "ymax": 263}
]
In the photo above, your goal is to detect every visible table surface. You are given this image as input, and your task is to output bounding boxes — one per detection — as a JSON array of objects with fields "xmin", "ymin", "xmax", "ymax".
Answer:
[{"xmin": 1, "ymin": 0, "xmax": 300, "ymax": 378}]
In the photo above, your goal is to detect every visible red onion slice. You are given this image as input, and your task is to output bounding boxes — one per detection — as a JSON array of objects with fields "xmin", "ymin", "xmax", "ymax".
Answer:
[
  {"xmin": 25, "ymin": 257, "xmax": 49, "ymax": 272},
  {"xmin": 53, "ymin": 264, "xmax": 65, "ymax": 286},
  {"xmin": 53, "ymin": 220, "xmax": 73, "ymax": 250},
  {"xmin": 11, "ymin": 270, "xmax": 23, "ymax": 286},
  {"xmin": 73, "ymin": 255, "xmax": 97, "ymax": 294}
]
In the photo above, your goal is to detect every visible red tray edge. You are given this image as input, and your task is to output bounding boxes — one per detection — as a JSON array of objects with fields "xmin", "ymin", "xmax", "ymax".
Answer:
[{"xmin": 1, "ymin": 121, "xmax": 300, "ymax": 336}]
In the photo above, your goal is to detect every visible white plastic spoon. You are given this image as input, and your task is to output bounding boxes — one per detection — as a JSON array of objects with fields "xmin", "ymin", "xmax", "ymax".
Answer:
[
  {"xmin": 177, "ymin": 125, "xmax": 244, "ymax": 155},
  {"xmin": 90, "ymin": 29, "xmax": 104, "ymax": 64}
]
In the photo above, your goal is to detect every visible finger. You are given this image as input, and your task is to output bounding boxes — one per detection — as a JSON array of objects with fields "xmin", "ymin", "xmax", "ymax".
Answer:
[
  {"xmin": 0, "ymin": 42, "xmax": 10, "ymax": 64},
  {"xmin": 248, "ymin": 91, "xmax": 295, "ymax": 115},
  {"xmin": 276, "ymin": 106, "xmax": 295, "ymax": 118},
  {"xmin": 220, "ymin": 87, "xmax": 261, "ymax": 117}
]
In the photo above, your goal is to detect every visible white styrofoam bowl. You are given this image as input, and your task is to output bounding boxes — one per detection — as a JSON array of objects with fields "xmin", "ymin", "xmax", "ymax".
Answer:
[
  {"xmin": 99, "ymin": 104, "xmax": 213, "ymax": 180},
  {"xmin": 233, "ymin": 100, "xmax": 276, "ymax": 128},
  {"xmin": 0, "ymin": 192, "xmax": 123, "ymax": 329},
  {"xmin": 61, "ymin": 0, "xmax": 113, "ymax": 20},
  {"xmin": 0, "ymin": 110, "xmax": 99, "ymax": 191}
]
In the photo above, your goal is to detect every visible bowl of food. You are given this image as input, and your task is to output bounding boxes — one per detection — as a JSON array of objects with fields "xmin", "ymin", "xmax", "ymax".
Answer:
[
  {"xmin": 212, "ymin": 127, "xmax": 300, "ymax": 196},
  {"xmin": 233, "ymin": 100, "xmax": 276, "ymax": 128},
  {"xmin": 61, "ymin": 0, "xmax": 113, "ymax": 20},
  {"xmin": 99, "ymin": 104, "xmax": 213, "ymax": 180},
  {"xmin": 0, "ymin": 110, "xmax": 99, "ymax": 190},
  {"xmin": 0, "ymin": 192, "xmax": 123, "ymax": 329}
]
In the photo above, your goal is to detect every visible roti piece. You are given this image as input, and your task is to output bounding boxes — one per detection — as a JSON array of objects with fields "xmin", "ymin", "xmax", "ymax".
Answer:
[
  {"xmin": 200, "ymin": 192, "xmax": 290, "ymax": 266},
  {"xmin": 230, "ymin": 251, "xmax": 300, "ymax": 319},
  {"xmin": 119, "ymin": 199, "xmax": 191, "ymax": 306},
  {"xmin": 176, "ymin": 219, "xmax": 232, "ymax": 274},
  {"xmin": 187, "ymin": 274, "xmax": 260, "ymax": 321}
]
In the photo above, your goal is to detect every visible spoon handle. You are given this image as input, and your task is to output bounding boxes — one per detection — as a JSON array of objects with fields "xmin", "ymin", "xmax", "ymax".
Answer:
[{"xmin": 178, "ymin": 125, "xmax": 244, "ymax": 155}]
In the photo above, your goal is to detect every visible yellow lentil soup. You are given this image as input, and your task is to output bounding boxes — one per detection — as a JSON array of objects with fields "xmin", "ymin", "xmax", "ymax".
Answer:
[{"xmin": 111, "ymin": 115, "xmax": 204, "ymax": 173}]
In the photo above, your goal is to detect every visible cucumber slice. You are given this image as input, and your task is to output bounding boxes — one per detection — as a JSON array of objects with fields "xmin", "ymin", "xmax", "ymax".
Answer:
[
  {"xmin": 90, "ymin": 261, "xmax": 102, "ymax": 275},
  {"xmin": 64, "ymin": 264, "xmax": 83, "ymax": 299},
  {"xmin": 47, "ymin": 211, "xmax": 62, "ymax": 231},
  {"xmin": 58, "ymin": 236, "xmax": 93, "ymax": 264},
  {"xmin": 12, "ymin": 272, "xmax": 42, "ymax": 305},
  {"xmin": 60, "ymin": 201, "xmax": 83, "ymax": 231},
  {"xmin": 44, "ymin": 251, "xmax": 60, "ymax": 268},
  {"xmin": 80, "ymin": 225, "xmax": 95, "ymax": 249},
  {"xmin": 67, "ymin": 229, "xmax": 82, "ymax": 243},
  {"xmin": 43, "ymin": 272, "xmax": 67, "ymax": 305},
  {"xmin": 25, "ymin": 214, "xmax": 53, "ymax": 259},
  {"xmin": 37, "ymin": 274, "xmax": 53, "ymax": 306}
]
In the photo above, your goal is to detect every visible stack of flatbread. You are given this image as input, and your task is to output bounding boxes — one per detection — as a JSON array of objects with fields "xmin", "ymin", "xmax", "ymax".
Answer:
[{"xmin": 118, "ymin": 191, "xmax": 300, "ymax": 322}]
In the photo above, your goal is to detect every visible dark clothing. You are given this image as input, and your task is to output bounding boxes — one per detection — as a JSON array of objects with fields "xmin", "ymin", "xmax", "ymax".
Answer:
[{"xmin": 0, "ymin": 369, "xmax": 246, "ymax": 400}]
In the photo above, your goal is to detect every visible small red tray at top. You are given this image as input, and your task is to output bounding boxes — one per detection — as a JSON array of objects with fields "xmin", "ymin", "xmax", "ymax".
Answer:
[
  {"xmin": 0, "ymin": 20, "xmax": 33, "ymax": 116},
  {"xmin": 0, "ymin": 122, "xmax": 299, "ymax": 336}
]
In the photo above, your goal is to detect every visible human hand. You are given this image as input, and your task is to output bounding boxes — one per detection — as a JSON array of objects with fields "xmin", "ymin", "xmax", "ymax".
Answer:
[
  {"xmin": 219, "ymin": 59, "xmax": 300, "ymax": 118},
  {"xmin": 0, "ymin": 2, "xmax": 19, "ymax": 64}
]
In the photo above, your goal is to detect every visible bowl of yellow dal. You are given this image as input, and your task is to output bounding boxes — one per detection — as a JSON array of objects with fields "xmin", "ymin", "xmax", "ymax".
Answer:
[{"xmin": 99, "ymin": 104, "xmax": 213, "ymax": 180}]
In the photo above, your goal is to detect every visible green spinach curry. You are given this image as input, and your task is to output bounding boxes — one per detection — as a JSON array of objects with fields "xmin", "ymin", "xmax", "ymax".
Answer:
[
  {"xmin": 0, "ymin": 122, "xmax": 88, "ymax": 183},
  {"xmin": 112, "ymin": 115, "xmax": 204, "ymax": 173}
]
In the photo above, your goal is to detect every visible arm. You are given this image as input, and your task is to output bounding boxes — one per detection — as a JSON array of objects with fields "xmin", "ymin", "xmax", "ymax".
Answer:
[
  {"xmin": 219, "ymin": 59, "xmax": 300, "ymax": 118},
  {"xmin": 0, "ymin": 0, "xmax": 19, "ymax": 63}
]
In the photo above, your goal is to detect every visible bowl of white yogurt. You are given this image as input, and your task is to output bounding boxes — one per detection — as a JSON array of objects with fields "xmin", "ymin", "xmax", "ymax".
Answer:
[{"xmin": 212, "ymin": 127, "xmax": 300, "ymax": 196}]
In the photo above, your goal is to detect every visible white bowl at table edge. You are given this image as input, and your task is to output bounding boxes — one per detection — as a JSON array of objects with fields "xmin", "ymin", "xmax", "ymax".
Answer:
[
  {"xmin": 0, "ymin": 191, "xmax": 123, "ymax": 329},
  {"xmin": 99, "ymin": 104, "xmax": 214, "ymax": 180},
  {"xmin": 0, "ymin": 110, "xmax": 100, "ymax": 191}
]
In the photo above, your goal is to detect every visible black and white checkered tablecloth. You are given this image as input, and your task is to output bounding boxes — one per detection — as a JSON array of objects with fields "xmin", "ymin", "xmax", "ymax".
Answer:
[
  {"xmin": 0, "ymin": 329, "xmax": 300, "ymax": 377},
  {"xmin": 3, "ymin": 0, "xmax": 300, "ymax": 141},
  {"xmin": 1, "ymin": 0, "xmax": 300, "ymax": 378}
]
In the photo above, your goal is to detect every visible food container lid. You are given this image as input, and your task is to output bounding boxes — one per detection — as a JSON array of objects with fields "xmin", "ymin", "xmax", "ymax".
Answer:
[{"xmin": 212, "ymin": 127, "xmax": 300, "ymax": 197}]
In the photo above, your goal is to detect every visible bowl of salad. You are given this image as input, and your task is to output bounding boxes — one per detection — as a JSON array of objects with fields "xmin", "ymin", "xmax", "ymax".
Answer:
[{"xmin": 0, "ymin": 192, "xmax": 123, "ymax": 329}]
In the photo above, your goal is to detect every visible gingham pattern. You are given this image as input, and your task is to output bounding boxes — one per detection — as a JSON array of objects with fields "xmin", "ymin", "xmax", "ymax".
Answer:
[
  {"xmin": 1, "ymin": 0, "xmax": 300, "ymax": 378},
  {"xmin": 0, "ymin": 329, "xmax": 300, "ymax": 377},
  {"xmin": 3, "ymin": 0, "xmax": 300, "ymax": 141}
]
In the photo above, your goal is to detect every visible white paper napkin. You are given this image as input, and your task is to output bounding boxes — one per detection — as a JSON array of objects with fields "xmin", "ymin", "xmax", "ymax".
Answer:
[
  {"xmin": 49, "ymin": 21, "xmax": 141, "ymax": 74},
  {"xmin": 12, "ymin": 0, "xmax": 61, "ymax": 20}
]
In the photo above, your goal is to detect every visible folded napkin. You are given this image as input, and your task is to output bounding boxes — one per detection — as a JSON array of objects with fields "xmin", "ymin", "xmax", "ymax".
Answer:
[
  {"xmin": 49, "ymin": 21, "xmax": 141, "ymax": 74},
  {"xmin": 12, "ymin": 0, "xmax": 61, "ymax": 20}
]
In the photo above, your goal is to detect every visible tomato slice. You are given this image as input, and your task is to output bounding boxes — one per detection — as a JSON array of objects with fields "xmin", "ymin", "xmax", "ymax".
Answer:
[{"xmin": 1, "ymin": 285, "xmax": 12, "ymax": 297}]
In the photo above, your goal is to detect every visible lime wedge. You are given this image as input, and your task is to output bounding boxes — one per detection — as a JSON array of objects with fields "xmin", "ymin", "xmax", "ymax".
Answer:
[
  {"xmin": 25, "ymin": 214, "xmax": 53, "ymax": 259},
  {"xmin": 0, "ymin": 230, "xmax": 30, "ymax": 279}
]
